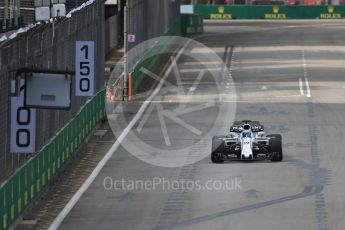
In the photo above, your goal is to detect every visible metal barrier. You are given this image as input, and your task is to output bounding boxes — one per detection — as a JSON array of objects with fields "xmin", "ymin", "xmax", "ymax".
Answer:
[
  {"xmin": 0, "ymin": 0, "xmax": 105, "ymax": 184},
  {"xmin": 0, "ymin": 89, "xmax": 106, "ymax": 230},
  {"xmin": 194, "ymin": 5, "xmax": 345, "ymax": 19}
]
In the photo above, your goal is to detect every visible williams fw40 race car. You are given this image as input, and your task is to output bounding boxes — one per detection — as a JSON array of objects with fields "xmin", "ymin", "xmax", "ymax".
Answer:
[{"xmin": 211, "ymin": 121, "xmax": 283, "ymax": 163}]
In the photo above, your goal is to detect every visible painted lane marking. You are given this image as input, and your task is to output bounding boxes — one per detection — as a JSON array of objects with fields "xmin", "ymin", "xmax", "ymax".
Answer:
[
  {"xmin": 305, "ymin": 77, "xmax": 311, "ymax": 98},
  {"xmin": 301, "ymin": 47, "xmax": 311, "ymax": 98},
  {"xmin": 275, "ymin": 94, "xmax": 302, "ymax": 98},
  {"xmin": 299, "ymin": 78, "xmax": 305, "ymax": 96}
]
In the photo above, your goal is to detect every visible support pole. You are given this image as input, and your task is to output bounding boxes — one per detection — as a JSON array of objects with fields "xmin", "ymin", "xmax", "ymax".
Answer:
[
  {"xmin": 128, "ymin": 72, "xmax": 132, "ymax": 101},
  {"xmin": 123, "ymin": 5, "xmax": 128, "ymax": 101}
]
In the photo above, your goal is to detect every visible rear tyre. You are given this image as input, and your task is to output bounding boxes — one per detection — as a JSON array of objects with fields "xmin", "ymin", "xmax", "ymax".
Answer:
[
  {"xmin": 211, "ymin": 136, "xmax": 225, "ymax": 163},
  {"xmin": 269, "ymin": 137, "xmax": 283, "ymax": 162}
]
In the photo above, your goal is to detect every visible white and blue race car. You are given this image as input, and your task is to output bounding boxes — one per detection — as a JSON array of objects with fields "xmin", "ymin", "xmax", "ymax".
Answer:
[{"xmin": 211, "ymin": 120, "xmax": 283, "ymax": 163}]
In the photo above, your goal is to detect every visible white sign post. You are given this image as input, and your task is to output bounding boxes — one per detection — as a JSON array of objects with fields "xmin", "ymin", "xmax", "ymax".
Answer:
[
  {"xmin": 10, "ymin": 80, "xmax": 36, "ymax": 153},
  {"xmin": 76, "ymin": 41, "xmax": 95, "ymax": 96}
]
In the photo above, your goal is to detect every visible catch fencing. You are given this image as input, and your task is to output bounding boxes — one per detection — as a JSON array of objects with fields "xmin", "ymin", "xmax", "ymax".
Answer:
[
  {"xmin": 0, "ymin": 89, "xmax": 106, "ymax": 230},
  {"xmin": 0, "ymin": 0, "xmax": 105, "ymax": 184}
]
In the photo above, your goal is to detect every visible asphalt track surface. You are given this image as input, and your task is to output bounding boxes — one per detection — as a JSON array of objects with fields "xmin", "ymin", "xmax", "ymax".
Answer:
[{"xmin": 57, "ymin": 20, "xmax": 345, "ymax": 230}]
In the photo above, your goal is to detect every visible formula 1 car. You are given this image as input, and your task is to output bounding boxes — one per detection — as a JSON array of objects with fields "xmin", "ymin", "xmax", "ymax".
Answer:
[{"xmin": 211, "ymin": 120, "xmax": 283, "ymax": 163}]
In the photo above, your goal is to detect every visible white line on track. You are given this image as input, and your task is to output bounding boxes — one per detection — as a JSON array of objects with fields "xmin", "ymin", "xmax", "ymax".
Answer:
[
  {"xmin": 275, "ymin": 94, "xmax": 302, "ymax": 98},
  {"xmin": 299, "ymin": 78, "xmax": 305, "ymax": 96},
  {"xmin": 48, "ymin": 41, "xmax": 191, "ymax": 230},
  {"xmin": 226, "ymin": 45, "xmax": 234, "ymax": 77},
  {"xmin": 305, "ymin": 77, "xmax": 311, "ymax": 98},
  {"xmin": 300, "ymin": 47, "xmax": 311, "ymax": 98}
]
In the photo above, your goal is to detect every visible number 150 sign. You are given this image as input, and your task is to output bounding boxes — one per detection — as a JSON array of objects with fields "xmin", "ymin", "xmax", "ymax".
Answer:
[{"xmin": 76, "ymin": 41, "xmax": 94, "ymax": 96}]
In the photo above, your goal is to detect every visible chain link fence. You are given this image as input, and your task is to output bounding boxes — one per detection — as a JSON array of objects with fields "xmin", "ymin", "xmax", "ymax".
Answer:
[{"xmin": 0, "ymin": 0, "xmax": 105, "ymax": 184}]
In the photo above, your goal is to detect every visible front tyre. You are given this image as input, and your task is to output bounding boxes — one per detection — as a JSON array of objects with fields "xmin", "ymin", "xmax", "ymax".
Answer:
[
  {"xmin": 211, "ymin": 136, "xmax": 225, "ymax": 163},
  {"xmin": 269, "ymin": 137, "xmax": 283, "ymax": 162}
]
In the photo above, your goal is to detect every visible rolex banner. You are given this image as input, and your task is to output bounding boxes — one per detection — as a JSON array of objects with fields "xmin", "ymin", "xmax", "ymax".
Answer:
[{"xmin": 194, "ymin": 5, "xmax": 345, "ymax": 20}]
